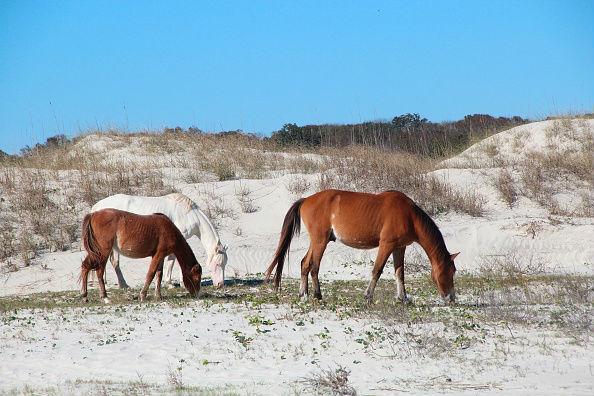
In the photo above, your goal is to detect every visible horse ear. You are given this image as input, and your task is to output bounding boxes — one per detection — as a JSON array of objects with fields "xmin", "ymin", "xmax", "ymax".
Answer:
[{"xmin": 450, "ymin": 252, "xmax": 460, "ymax": 261}]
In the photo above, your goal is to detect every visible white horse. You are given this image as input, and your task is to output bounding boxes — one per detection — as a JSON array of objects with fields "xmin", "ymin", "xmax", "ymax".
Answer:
[{"xmin": 91, "ymin": 193, "xmax": 227, "ymax": 288}]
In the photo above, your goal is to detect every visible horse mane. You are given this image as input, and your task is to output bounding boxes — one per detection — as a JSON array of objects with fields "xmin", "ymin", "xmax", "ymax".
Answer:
[
  {"xmin": 165, "ymin": 193, "xmax": 198, "ymax": 212},
  {"xmin": 172, "ymin": 233, "xmax": 201, "ymax": 272},
  {"xmin": 412, "ymin": 204, "xmax": 450, "ymax": 262},
  {"xmin": 163, "ymin": 193, "xmax": 222, "ymax": 250}
]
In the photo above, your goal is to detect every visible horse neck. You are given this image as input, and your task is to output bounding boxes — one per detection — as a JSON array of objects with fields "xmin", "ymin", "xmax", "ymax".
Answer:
[
  {"xmin": 173, "ymin": 238, "xmax": 195, "ymax": 274},
  {"xmin": 193, "ymin": 208, "xmax": 220, "ymax": 255},
  {"xmin": 412, "ymin": 208, "xmax": 449, "ymax": 266}
]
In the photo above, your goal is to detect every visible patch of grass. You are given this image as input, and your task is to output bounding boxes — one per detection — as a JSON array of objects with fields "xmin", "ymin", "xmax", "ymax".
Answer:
[
  {"xmin": 231, "ymin": 330, "xmax": 253, "ymax": 348},
  {"xmin": 319, "ymin": 146, "xmax": 486, "ymax": 216},
  {"xmin": 1, "ymin": 274, "xmax": 591, "ymax": 319},
  {"xmin": 0, "ymin": 379, "xmax": 243, "ymax": 396},
  {"xmin": 301, "ymin": 365, "xmax": 357, "ymax": 396},
  {"xmin": 166, "ymin": 364, "xmax": 184, "ymax": 390},
  {"xmin": 285, "ymin": 176, "xmax": 311, "ymax": 197},
  {"xmin": 495, "ymin": 169, "xmax": 517, "ymax": 208},
  {"xmin": 212, "ymin": 156, "xmax": 236, "ymax": 181},
  {"xmin": 518, "ymin": 119, "xmax": 593, "ymax": 216},
  {"xmin": 234, "ymin": 183, "xmax": 259, "ymax": 213}
]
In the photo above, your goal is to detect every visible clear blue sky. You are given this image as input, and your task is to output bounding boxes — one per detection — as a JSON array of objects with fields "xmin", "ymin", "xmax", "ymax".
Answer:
[{"xmin": 1, "ymin": 0, "xmax": 593, "ymax": 154}]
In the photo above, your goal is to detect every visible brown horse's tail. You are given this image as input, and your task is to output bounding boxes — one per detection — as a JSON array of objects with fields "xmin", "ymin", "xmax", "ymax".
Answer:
[
  {"xmin": 81, "ymin": 213, "xmax": 102, "ymax": 270},
  {"xmin": 264, "ymin": 198, "xmax": 305, "ymax": 290}
]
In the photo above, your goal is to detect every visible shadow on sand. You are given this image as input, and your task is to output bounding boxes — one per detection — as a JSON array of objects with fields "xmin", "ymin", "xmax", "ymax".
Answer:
[{"xmin": 200, "ymin": 277, "xmax": 266, "ymax": 287}]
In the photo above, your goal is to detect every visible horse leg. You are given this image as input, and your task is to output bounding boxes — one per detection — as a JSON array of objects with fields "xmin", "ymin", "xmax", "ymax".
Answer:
[
  {"xmin": 89, "ymin": 269, "xmax": 96, "ymax": 287},
  {"xmin": 164, "ymin": 255, "xmax": 178, "ymax": 289},
  {"xmin": 140, "ymin": 254, "xmax": 164, "ymax": 302},
  {"xmin": 110, "ymin": 250, "xmax": 130, "ymax": 289},
  {"xmin": 80, "ymin": 258, "xmax": 91, "ymax": 303},
  {"xmin": 299, "ymin": 247, "xmax": 313, "ymax": 300},
  {"xmin": 177, "ymin": 259, "xmax": 183, "ymax": 287},
  {"xmin": 392, "ymin": 247, "xmax": 409, "ymax": 303},
  {"xmin": 155, "ymin": 260, "xmax": 164, "ymax": 301},
  {"xmin": 365, "ymin": 242, "xmax": 395, "ymax": 304},
  {"xmin": 96, "ymin": 258, "xmax": 111, "ymax": 304},
  {"xmin": 310, "ymin": 242, "xmax": 328, "ymax": 300}
]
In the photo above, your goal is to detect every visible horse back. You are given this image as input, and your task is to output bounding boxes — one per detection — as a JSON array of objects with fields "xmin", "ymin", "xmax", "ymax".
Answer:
[
  {"xmin": 90, "ymin": 209, "xmax": 181, "ymax": 259},
  {"xmin": 300, "ymin": 189, "xmax": 417, "ymax": 246},
  {"xmin": 302, "ymin": 189, "xmax": 414, "ymax": 220}
]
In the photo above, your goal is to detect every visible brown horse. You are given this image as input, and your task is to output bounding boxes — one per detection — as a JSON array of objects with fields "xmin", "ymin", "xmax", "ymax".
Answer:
[
  {"xmin": 265, "ymin": 189, "xmax": 459, "ymax": 304},
  {"xmin": 80, "ymin": 208, "xmax": 202, "ymax": 303}
]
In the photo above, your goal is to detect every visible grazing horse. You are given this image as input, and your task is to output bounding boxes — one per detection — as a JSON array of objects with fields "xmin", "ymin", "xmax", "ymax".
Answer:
[
  {"xmin": 80, "ymin": 208, "xmax": 202, "ymax": 303},
  {"xmin": 264, "ymin": 189, "xmax": 459, "ymax": 304},
  {"xmin": 92, "ymin": 193, "xmax": 227, "ymax": 288}
]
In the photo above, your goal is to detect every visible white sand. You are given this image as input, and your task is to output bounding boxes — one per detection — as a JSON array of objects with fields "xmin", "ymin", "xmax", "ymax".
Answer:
[{"xmin": 0, "ymin": 119, "xmax": 592, "ymax": 394}]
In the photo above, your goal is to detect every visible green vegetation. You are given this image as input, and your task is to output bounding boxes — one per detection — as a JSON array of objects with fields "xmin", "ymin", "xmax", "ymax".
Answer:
[
  {"xmin": 271, "ymin": 113, "xmax": 527, "ymax": 157},
  {"xmin": 0, "ymin": 379, "xmax": 242, "ymax": 396},
  {"xmin": 1, "ymin": 274, "xmax": 591, "ymax": 338}
]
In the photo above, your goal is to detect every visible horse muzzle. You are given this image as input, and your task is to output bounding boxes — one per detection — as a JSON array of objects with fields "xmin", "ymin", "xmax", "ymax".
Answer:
[{"xmin": 443, "ymin": 289, "xmax": 456, "ymax": 304}]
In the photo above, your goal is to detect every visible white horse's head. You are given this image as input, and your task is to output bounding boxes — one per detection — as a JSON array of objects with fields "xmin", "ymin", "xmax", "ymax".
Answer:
[{"xmin": 208, "ymin": 242, "xmax": 227, "ymax": 288}]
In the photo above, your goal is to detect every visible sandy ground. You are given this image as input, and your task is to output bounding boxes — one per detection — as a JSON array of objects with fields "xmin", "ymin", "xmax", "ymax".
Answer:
[
  {"xmin": 1, "ymin": 301, "xmax": 592, "ymax": 395},
  {"xmin": 0, "ymin": 119, "xmax": 592, "ymax": 394}
]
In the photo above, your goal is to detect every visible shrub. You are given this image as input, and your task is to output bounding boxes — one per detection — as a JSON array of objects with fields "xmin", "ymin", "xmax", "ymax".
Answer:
[
  {"xmin": 495, "ymin": 169, "xmax": 517, "ymax": 208},
  {"xmin": 301, "ymin": 365, "xmax": 356, "ymax": 396}
]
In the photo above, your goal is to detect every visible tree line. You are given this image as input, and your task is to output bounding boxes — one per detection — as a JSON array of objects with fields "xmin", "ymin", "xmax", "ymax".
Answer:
[
  {"xmin": 11, "ymin": 113, "xmax": 528, "ymax": 159},
  {"xmin": 270, "ymin": 113, "xmax": 527, "ymax": 157}
]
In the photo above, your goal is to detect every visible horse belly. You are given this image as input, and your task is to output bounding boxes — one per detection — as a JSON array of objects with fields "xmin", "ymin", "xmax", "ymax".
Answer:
[
  {"xmin": 114, "ymin": 235, "xmax": 156, "ymax": 259},
  {"xmin": 331, "ymin": 226, "xmax": 379, "ymax": 249}
]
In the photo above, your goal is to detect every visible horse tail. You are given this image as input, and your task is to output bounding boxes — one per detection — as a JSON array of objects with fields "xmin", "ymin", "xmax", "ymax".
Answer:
[
  {"xmin": 81, "ymin": 213, "xmax": 102, "ymax": 269},
  {"xmin": 265, "ymin": 198, "xmax": 305, "ymax": 290}
]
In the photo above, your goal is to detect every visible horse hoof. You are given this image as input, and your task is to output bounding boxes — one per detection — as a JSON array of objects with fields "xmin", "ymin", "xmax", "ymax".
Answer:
[
  {"xmin": 139, "ymin": 293, "xmax": 146, "ymax": 302},
  {"xmin": 103, "ymin": 298, "xmax": 111, "ymax": 304},
  {"xmin": 299, "ymin": 294, "xmax": 309, "ymax": 302},
  {"xmin": 119, "ymin": 284, "xmax": 130, "ymax": 290}
]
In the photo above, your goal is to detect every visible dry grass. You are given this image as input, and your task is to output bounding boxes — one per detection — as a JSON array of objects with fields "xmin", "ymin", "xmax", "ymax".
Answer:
[
  {"xmin": 318, "ymin": 146, "xmax": 486, "ymax": 216},
  {"xmin": 488, "ymin": 118, "xmax": 593, "ymax": 216},
  {"xmin": 477, "ymin": 253, "xmax": 546, "ymax": 282},
  {"xmin": 10, "ymin": 116, "xmax": 591, "ymax": 273},
  {"xmin": 301, "ymin": 365, "xmax": 357, "ymax": 396},
  {"xmin": 285, "ymin": 175, "xmax": 312, "ymax": 197},
  {"xmin": 198, "ymin": 187, "xmax": 237, "ymax": 230},
  {"xmin": 0, "ymin": 137, "xmax": 176, "ymax": 270},
  {"xmin": 211, "ymin": 156, "xmax": 237, "ymax": 181},
  {"xmin": 0, "ymin": 122, "xmax": 530, "ymax": 269},
  {"xmin": 234, "ymin": 182, "xmax": 259, "ymax": 213},
  {"xmin": 165, "ymin": 364, "xmax": 184, "ymax": 390},
  {"xmin": 495, "ymin": 168, "xmax": 517, "ymax": 208}
]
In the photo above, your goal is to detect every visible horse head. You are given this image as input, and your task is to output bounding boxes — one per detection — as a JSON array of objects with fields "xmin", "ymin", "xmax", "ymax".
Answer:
[
  {"xmin": 183, "ymin": 263, "xmax": 202, "ymax": 298},
  {"xmin": 431, "ymin": 252, "xmax": 459, "ymax": 303}
]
